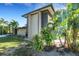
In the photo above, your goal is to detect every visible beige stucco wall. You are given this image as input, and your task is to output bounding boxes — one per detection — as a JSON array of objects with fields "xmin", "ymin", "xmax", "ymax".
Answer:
[
  {"xmin": 31, "ymin": 13, "xmax": 39, "ymax": 37},
  {"xmin": 38, "ymin": 12, "xmax": 41, "ymax": 34},
  {"xmin": 28, "ymin": 15, "xmax": 32, "ymax": 39},
  {"xmin": 27, "ymin": 12, "xmax": 41, "ymax": 39},
  {"xmin": 17, "ymin": 28, "xmax": 26, "ymax": 36},
  {"xmin": 48, "ymin": 14, "xmax": 53, "ymax": 23},
  {"xmin": 27, "ymin": 10, "xmax": 53, "ymax": 40}
]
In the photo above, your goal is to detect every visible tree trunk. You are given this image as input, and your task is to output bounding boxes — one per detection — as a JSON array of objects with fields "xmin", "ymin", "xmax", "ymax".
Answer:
[
  {"xmin": 59, "ymin": 36, "xmax": 63, "ymax": 47},
  {"xmin": 72, "ymin": 28, "xmax": 77, "ymax": 51},
  {"xmin": 66, "ymin": 30, "xmax": 71, "ymax": 49}
]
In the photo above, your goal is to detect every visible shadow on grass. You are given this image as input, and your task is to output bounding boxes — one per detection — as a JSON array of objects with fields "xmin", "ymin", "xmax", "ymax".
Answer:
[
  {"xmin": 0, "ymin": 36, "xmax": 23, "ymax": 43},
  {"xmin": 0, "ymin": 36, "xmax": 24, "ymax": 55}
]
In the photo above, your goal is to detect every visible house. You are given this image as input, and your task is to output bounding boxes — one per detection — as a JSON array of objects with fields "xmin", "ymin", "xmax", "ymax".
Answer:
[
  {"xmin": 22, "ymin": 4, "xmax": 55, "ymax": 39},
  {"xmin": 15, "ymin": 27, "xmax": 27, "ymax": 37}
]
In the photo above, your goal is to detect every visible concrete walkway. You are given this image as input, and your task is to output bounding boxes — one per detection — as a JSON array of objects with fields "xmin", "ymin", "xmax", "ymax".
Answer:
[
  {"xmin": 34, "ymin": 49, "xmax": 75, "ymax": 56},
  {"xmin": 36, "ymin": 49, "xmax": 75, "ymax": 56},
  {"xmin": 1, "ymin": 41, "xmax": 76, "ymax": 56}
]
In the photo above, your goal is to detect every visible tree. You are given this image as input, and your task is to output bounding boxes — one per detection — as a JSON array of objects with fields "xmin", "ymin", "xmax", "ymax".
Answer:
[
  {"xmin": 51, "ymin": 10, "xmax": 67, "ymax": 47},
  {"xmin": 66, "ymin": 3, "xmax": 79, "ymax": 50},
  {"xmin": 0, "ymin": 18, "xmax": 8, "ymax": 34},
  {"xmin": 52, "ymin": 3, "xmax": 79, "ymax": 50},
  {"xmin": 9, "ymin": 20, "xmax": 19, "ymax": 34}
]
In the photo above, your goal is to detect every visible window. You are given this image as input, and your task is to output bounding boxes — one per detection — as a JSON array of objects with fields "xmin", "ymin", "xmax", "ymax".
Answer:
[{"xmin": 41, "ymin": 11, "xmax": 48, "ymax": 28}]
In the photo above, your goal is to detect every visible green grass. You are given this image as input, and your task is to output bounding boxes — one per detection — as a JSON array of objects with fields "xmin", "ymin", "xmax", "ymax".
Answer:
[{"xmin": 0, "ymin": 36, "xmax": 24, "ymax": 54}]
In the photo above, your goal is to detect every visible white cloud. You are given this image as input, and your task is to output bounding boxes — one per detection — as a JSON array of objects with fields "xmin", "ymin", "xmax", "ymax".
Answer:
[
  {"xmin": 33, "ymin": 3, "xmax": 48, "ymax": 10},
  {"xmin": 53, "ymin": 3, "xmax": 66, "ymax": 11},
  {"xmin": 23, "ymin": 3, "xmax": 32, "ymax": 6},
  {"xmin": 30, "ymin": 3, "xmax": 66, "ymax": 11},
  {"xmin": 4, "ymin": 3, "xmax": 13, "ymax": 6},
  {"xmin": 23, "ymin": 3, "xmax": 48, "ymax": 8}
]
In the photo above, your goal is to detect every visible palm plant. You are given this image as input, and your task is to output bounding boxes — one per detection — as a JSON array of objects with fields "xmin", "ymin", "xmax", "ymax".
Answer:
[
  {"xmin": 33, "ymin": 35, "xmax": 44, "ymax": 51},
  {"xmin": 51, "ymin": 10, "xmax": 66, "ymax": 47},
  {"xmin": 66, "ymin": 3, "xmax": 79, "ymax": 50},
  {"xmin": 9, "ymin": 20, "xmax": 19, "ymax": 34},
  {"xmin": 0, "ymin": 18, "xmax": 8, "ymax": 34},
  {"xmin": 52, "ymin": 3, "xmax": 79, "ymax": 50},
  {"xmin": 41, "ymin": 26, "xmax": 53, "ymax": 46}
]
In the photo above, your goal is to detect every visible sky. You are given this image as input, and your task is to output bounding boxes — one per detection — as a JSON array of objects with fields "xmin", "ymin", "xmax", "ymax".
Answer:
[{"xmin": 0, "ymin": 3, "xmax": 66, "ymax": 27}]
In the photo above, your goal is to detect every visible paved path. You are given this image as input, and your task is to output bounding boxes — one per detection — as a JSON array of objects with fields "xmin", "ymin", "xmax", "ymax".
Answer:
[
  {"xmin": 1, "ymin": 41, "xmax": 76, "ymax": 56},
  {"xmin": 34, "ymin": 49, "xmax": 75, "ymax": 56},
  {"xmin": 0, "ymin": 34, "xmax": 11, "ymax": 38}
]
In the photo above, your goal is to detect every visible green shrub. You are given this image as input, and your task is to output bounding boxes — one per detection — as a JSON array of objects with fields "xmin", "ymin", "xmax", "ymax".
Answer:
[
  {"xmin": 32, "ymin": 35, "xmax": 43, "ymax": 51},
  {"xmin": 41, "ymin": 27, "xmax": 53, "ymax": 46}
]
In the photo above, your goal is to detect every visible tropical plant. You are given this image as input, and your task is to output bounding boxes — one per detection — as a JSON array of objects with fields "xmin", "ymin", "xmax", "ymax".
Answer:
[
  {"xmin": 51, "ymin": 3, "xmax": 79, "ymax": 50},
  {"xmin": 41, "ymin": 26, "xmax": 54, "ymax": 46},
  {"xmin": 51, "ymin": 10, "xmax": 66, "ymax": 47},
  {"xmin": 66, "ymin": 3, "xmax": 79, "ymax": 50},
  {"xmin": 9, "ymin": 20, "xmax": 19, "ymax": 34},
  {"xmin": 32, "ymin": 35, "xmax": 44, "ymax": 51},
  {"xmin": 0, "ymin": 18, "xmax": 19, "ymax": 34},
  {"xmin": 0, "ymin": 18, "xmax": 8, "ymax": 34}
]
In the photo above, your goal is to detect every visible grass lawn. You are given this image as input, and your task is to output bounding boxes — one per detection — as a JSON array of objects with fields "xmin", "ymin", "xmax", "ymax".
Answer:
[{"xmin": 0, "ymin": 36, "xmax": 24, "ymax": 54}]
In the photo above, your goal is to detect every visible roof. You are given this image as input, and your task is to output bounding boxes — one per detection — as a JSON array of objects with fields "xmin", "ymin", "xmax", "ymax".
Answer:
[
  {"xmin": 22, "ymin": 4, "xmax": 55, "ymax": 17},
  {"xmin": 16, "ymin": 26, "xmax": 27, "ymax": 29}
]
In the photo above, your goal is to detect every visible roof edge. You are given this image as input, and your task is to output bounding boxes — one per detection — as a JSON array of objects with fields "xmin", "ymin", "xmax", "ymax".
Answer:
[{"xmin": 22, "ymin": 4, "xmax": 55, "ymax": 18}]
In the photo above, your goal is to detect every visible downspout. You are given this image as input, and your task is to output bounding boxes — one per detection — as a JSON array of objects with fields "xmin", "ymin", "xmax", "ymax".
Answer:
[{"xmin": 38, "ymin": 13, "xmax": 39, "ymax": 34}]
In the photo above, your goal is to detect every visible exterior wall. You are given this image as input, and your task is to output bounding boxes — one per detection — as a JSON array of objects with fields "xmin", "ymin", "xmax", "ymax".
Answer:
[
  {"xmin": 38, "ymin": 12, "xmax": 41, "ymax": 34},
  {"xmin": 17, "ymin": 28, "xmax": 26, "ymax": 36},
  {"xmin": 31, "ymin": 13, "xmax": 39, "ymax": 38},
  {"xmin": 27, "ymin": 12, "xmax": 41, "ymax": 39},
  {"xmin": 28, "ymin": 15, "xmax": 32, "ymax": 39},
  {"xmin": 48, "ymin": 14, "xmax": 53, "ymax": 23},
  {"xmin": 27, "ymin": 11, "xmax": 53, "ymax": 39}
]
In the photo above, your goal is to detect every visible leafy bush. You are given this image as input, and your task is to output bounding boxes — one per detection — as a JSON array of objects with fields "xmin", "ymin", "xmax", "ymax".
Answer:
[
  {"xmin": 41, "ymin": 26, "xmax": 53, "ymax": 46},
  {"xmin": 32, "ymin": 35, "xmax": 43, "ymax": 51}
]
